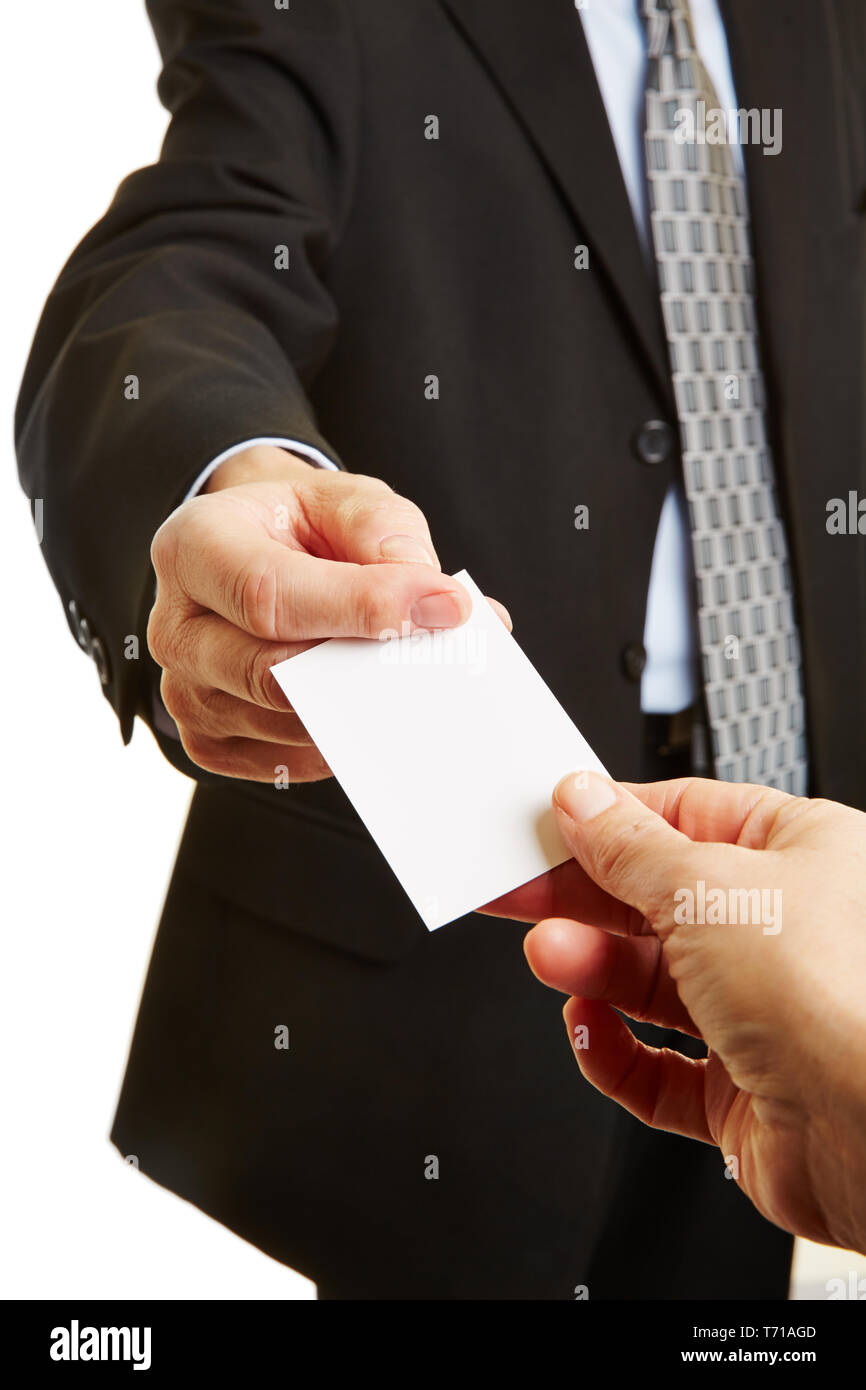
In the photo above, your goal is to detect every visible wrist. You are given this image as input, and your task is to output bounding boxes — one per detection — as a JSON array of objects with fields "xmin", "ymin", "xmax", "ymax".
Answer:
[
  {"xmin": 203, "ymin": 444, "xmax": 317, "ymax": 493},
  {"xmin": 806, "ymin": 1086, "xmax": 866, "ymax": 1254},
  {"xmin": 798, "ymin": 1013, "xmax": 866, "ymax": 1252}
]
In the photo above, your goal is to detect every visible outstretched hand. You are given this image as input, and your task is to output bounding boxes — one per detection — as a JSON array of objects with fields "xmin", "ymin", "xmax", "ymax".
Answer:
[{"xmin": 484, "ymin": 772, "xmax": 866, "ymax": 1253}]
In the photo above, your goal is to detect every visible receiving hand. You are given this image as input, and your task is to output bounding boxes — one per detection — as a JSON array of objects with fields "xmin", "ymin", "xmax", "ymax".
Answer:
[{"xmin": 486, "ymin": 772, "xmax": 866, "ymax": 1253}]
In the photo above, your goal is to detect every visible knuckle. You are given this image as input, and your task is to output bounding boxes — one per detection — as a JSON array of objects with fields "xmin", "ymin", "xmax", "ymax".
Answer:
[
  {"xmin": 594, "ymin": 827, "xmax": 640, "ymax": 888},
  {"xmin": 595, "ymin": 822, "xmax": 676, "ymax": 910},
  {"xmin": 150, "ymin": 517, "xmax": 180, "ymax": 579},
  {"xmin": 180, "ymin": 729, "xmax": 234, "ymax": 778},
  {"xmin": 159, "ymin": 672, "xmax": 192, "ymax": 726},
  {"xmin": 345, "ymin": 471, "xmax": 394, "ymax": 498},
  {"xmin": 340, "ymin": 492, "xmax": 388, "ymax": 536},
  {"xmin": 171, "ymin": 615, "xmax": 200, "ymax": 672},
  {"xmin": 242, "ymin": 642, "xmax": 279, "ymax": 706},
  {"xmin": 196, "ymin": 684, "xmax": 231, "ymax": 732},
  {"xmin": 389, "ymin": 491, "xmax": 427, "ymax": 526},
  {"xmin": 337, "ymin": 478, "xmax": 402, "ymax": 531},
  {"xmin": 233, "ymin": 564, "xmax": 279, "ymax": 638},
  {"xmin": 354, "ymin": 581, "xmax": 393, "ymax": 638},
  {"xmin": 147, "ymin": 606, "xmax": 173, "ymax": 669},
  {"xmin": 179, "ymin": 728, "xmax": 211, "ymax": 770}
]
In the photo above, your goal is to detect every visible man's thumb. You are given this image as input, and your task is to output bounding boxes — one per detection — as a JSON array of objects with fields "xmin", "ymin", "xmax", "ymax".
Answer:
[{"xmin": 553, "ymin": 771, "xmax": 695, "ymax": 925}]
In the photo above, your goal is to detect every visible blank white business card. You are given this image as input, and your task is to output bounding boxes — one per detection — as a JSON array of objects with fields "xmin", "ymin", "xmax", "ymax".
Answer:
[{"xmin": 271, "ymin": 570, "xmax": 608, "ymax": 930}]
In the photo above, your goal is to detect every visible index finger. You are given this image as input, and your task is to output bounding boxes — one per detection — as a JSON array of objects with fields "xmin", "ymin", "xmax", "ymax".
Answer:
[
  {"xmin": 622, "ymin": 777, "xmax": 797, "ymax": 849},
  {"xmin": 480, "ymin": 858, "xmax": 644, "ymax": 934},
  {"xmin": 482, "ymin": 775, "xmax": 799, "ymax": 924},
  {"xmin": 168, "ymin": 504, "xmax": 472, "ymax": 640}
]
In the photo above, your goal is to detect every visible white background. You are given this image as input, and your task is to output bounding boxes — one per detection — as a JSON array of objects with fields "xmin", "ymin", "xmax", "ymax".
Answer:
[
  {"xmin": 2, "ymin": 1, "xmax": 313, "ymax": 1300},
  {"xmin": 0, "ymin": 1, "xmax": 862, "ymax": 1303}
]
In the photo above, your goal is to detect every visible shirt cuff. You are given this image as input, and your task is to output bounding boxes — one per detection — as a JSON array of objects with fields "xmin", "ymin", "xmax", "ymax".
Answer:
[{"xmin": 183, "ymin": 436, "xmax": 340, "ymax": 502}]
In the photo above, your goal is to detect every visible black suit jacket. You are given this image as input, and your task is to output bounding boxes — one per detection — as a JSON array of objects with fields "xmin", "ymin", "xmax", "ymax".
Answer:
[{"xmin": 15, "ymin": 0, "xmax": 866, "ymax": 1298}]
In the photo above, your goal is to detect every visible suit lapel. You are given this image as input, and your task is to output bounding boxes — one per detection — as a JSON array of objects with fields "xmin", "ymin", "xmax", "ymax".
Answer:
[{"xmin": 438, "ymin": 0, "xmax": 674, "ymax": 408}]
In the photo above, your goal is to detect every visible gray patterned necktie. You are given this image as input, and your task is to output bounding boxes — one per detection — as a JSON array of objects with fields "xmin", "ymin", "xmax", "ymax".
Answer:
[{"xmin": 641, "ymin": 0, "xmax": 808, "ymax": 794}]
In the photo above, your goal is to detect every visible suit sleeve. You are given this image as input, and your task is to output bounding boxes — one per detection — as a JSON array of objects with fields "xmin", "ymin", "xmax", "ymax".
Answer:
[{"xmin": 15, "ymin": 0, "xmax": 359, "ymax": 746}]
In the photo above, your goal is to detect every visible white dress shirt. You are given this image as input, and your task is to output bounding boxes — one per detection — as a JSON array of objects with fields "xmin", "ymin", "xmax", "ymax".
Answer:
[{"xmin": 188, "ymin": 0, "xmax": 746, "ymax": 716}]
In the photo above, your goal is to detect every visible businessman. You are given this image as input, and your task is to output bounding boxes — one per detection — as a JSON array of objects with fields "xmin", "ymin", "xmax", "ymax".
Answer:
[{"xmin": 16, "ymin": 0, "xmax": 865, "ymax": 1298}]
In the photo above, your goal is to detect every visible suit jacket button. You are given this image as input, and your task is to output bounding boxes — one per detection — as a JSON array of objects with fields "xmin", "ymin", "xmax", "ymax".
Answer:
[
  {"xmin": 633, "ymin": 420, "xmax": 674, "ymax": 466},
  {"xmin": 68, "ymin": 600, "xmax": 92, "ymax": 653},
  {"xmin": 68, "ymin": 599, "xmax": 91, "ymax": 651},
  {"xmin": 90, "ymin": 637, "xmax": 110, "ymax": 688},
  {"xmin": 622, "ymin": 641, "xmax": 647, "ymax": 682}
]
